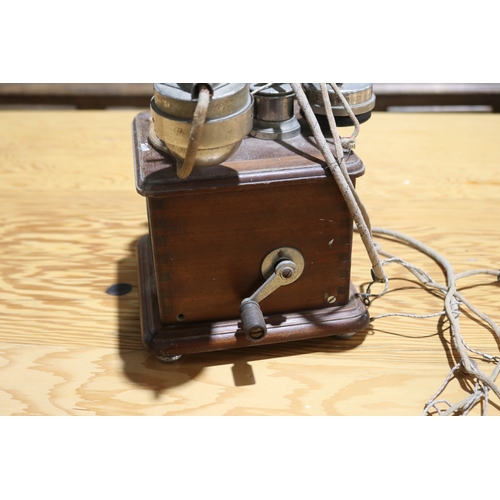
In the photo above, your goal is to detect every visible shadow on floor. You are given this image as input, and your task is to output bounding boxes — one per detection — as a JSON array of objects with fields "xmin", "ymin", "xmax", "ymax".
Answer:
[{"xmin": 115, "ymin": 236, "xmax": 371, "ymax": 397}]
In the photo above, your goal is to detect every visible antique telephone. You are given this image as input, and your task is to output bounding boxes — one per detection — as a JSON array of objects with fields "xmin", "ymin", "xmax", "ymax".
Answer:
[{"xmin": 132, "ymin": 83, "xmax": 377, "ymax": 362}]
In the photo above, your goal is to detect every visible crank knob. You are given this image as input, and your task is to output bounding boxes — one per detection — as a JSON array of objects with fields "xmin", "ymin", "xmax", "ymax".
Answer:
[{"xmin": 240, "ymin": 299, "xmax": 267, "ymax": 342}]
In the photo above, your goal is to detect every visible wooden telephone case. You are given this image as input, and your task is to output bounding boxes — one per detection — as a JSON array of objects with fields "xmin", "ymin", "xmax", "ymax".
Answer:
[{"xmin": 133, "ymin": 111, "xmax": 369, "ymax": 360}]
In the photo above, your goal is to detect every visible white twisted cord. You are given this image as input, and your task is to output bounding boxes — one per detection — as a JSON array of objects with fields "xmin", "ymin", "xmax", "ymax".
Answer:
[
  {"xmin": 251, "ymin": 83, "xmax": 273, "ymax": 95},
  {"xmin": 329, "ymin": 82, "xmax": 360, "ymax": 150},
  {"xmin": 320, "ymin": 83, "xmax": 372, "ymax": 234},
  {"xmin": 369, "ymin": 227, "xmax": 500, "ymax": 411},
  {"xmin": 291, "ymin": 83, "xmax": 387, "ymax": 284},
  {"xmin": 290, "ymin": 83, "xmax": 500, "ymax": 414}
]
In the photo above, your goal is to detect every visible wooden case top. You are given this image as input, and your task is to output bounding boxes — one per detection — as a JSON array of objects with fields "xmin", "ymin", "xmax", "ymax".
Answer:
[{"xmin": 132, "ymin": 111, "xmax": 365, "ymax": 197}]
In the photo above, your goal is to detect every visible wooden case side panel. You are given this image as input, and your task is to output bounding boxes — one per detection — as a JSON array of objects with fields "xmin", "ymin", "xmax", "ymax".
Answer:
[{"xmin": 147, "ymin": 177, "xmax": 354, "ymax": 325}]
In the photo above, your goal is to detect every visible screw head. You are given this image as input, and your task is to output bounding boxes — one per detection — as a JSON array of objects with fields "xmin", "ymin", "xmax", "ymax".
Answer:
[
  {"xmin": 327, "ymin": 295, "xmax": 337, "ymax": 304},
  {"xmin": 248, "ymin": 326, "xmax": 266, "ymax": 340},
  {"xmin": 280, "ymin": 266, "xmax": 294, "ymax": 279}
]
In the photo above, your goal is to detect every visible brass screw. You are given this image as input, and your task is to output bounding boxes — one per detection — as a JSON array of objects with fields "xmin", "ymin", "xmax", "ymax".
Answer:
[
  {"xmin": 327, "ymin": 295, "xmax": 336, "ymax": 304},
  {"xmin": 281, "ymin": 267, "xmax": 294, "ymax": 279},
  {"xmin": 248, "ymin": 326, "xmax": 266, "ymax": 340}
]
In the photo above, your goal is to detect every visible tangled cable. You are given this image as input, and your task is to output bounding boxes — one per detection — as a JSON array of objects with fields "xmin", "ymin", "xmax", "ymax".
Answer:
[
  {"xmin": 368, "ymin": 227, "xmax": 500, "ymax": 415},
  {"xmin": 290, "ymin": 83, "xmax": 500, "ymax": 416}
]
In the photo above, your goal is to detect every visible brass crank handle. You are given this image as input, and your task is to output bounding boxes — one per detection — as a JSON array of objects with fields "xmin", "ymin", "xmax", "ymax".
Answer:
[{"xmin": 240, "ymin": 259, "xmax": 302, "ymax": 342}]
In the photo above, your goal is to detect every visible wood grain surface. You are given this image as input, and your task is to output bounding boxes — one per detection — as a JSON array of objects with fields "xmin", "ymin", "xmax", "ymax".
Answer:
[{"xmin": 1, "ymin": 110, "xmax": 499, "ymax": 415}]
